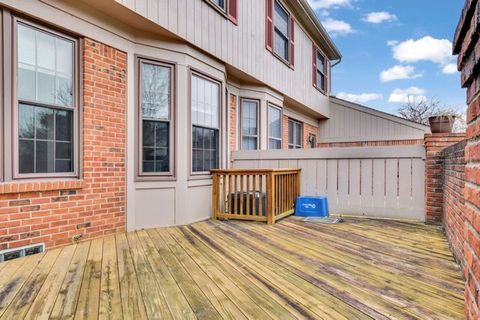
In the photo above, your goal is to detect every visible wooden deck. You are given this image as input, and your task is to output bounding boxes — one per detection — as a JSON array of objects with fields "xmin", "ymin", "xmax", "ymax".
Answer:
[{"xmin": 0, "ymin": 217, "xmax": 464, "ymax": 319}]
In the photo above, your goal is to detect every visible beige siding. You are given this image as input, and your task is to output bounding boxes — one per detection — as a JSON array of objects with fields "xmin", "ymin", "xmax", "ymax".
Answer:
[
  {"xmin": 232, "ymin": 146, "xmax": 426, "ymax": 221},
  {"xmin": 318, "ymin": 98, "xmax": 430, "ymax": 143},
  {"xmin": 115, "ymin": 0, "xmax": 330, "ymax": 117}
]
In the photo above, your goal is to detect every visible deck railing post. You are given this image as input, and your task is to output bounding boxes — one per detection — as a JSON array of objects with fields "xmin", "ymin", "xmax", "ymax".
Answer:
[
  {"xmin": 266, "ymin": 171, "xmax": 275, "ymax": 225},
  {"xmin": 212, "ymin": 173, "xmax": 219, "ymax": 220}
]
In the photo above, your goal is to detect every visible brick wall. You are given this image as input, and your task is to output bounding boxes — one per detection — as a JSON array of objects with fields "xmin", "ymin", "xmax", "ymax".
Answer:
[
  {"xmin": 0, "ymin": 38, "xmax": 127, "ymax": 250},
  {"xmin": 229, "ymin": 94, "xmax": 237, "ymax": 165},
  {"xmin": 442, "ymin": 140, "xmax": 467, "ymax": 265},
  {"xmin": 453, "ymin": 0, "xmax": 480, "ymax": 317},
  {"xmin": 303, "ymin": 123, "xmax": 318, "ymax": 148},
  {"xmin": 318, "ymin": 139, "xmax": 424, "ymax": 148},
  {"xmin": 424, "ymin": 134, "xmax": 466, "ymax": 223},
  {"xmin": 282, "ymin": 116, "xmax": 318, "ymax": 149}
]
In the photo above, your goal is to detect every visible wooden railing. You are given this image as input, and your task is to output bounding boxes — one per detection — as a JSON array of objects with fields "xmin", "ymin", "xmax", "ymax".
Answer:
[{"xmin": 211, "ymin": 168, "xmax": 301, "ymax": 224}]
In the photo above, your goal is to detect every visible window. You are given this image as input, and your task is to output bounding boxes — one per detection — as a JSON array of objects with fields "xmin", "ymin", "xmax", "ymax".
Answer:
[
  {"xmin": 266, "ymin": 0, "xmax": 295, "ymax": 66},
  {"xmin": 288, "ymin": 119, "xmax": 302, "ymax": 149},
  {"xmin": 15, "ymin": 20, "xmax": 78, "ymax": 178},
  {"xmin": 313, "ymin": 45, "xmax": 328, "ymax": 92},
  {"xmin": 204, "ymin": 0, "xmax": 238, "ymax": 23},
  {"xmin": 308, "ymin": 133, "xmax": 317, "ymax": 148},
  {"xmin": 274, "ymin": 1, "xmax": 289, "ymax": 61},
  {"xmin": 240, "ymin": 99, "xmax": 259, "ymax": 150},
  {"xmin": 138, "ymin": 59, "xmax": 174, "ymax": 177},
  {"xmin": 191, "ymin": 73, "xmax": 221, "ymax": 173},
  {"xmin": 268, "ymin": 105, "xmax": 282, "ymax": 149}
]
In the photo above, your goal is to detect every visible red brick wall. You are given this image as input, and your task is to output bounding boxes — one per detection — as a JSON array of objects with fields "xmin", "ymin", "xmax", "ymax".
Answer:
[
  {"xmin": 442, "ymin": 140, "xmax": 467, "ymax": 265},
  {"xmin": 229, "ymin": 94, "xmax": 237, "ymax": 166},
  {"xmin": 424, "ymin": 134, "xmax": 466, "ymax": 223},
  {"xmin": 303, "ymin": 123, "xmax": 318, "ymax": 148},
  {"xmin": 453, "ymin": 0, "xmax": 480, "ymax": 317},
  {"xmin": 318, "ymin": 139, "xmax": 424, "ymax": 148},
  {"xmin": 0, "ymin": 38, "xmax": 127, "ymax": 250},
  {"xmin": 282, "ymin": 116, "xmax": 318, "ymax": 149}
]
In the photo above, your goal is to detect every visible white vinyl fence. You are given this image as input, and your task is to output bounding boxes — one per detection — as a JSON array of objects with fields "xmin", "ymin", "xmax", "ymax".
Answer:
[{"xmin": 232, "ymin": 146, "xmax": 426, "ymax": 221}]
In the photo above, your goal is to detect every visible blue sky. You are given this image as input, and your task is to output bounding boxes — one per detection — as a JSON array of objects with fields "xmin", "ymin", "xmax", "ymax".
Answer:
[{"xmin": 307, "ymin": 0, "xmax": 466, "ymax": 115}]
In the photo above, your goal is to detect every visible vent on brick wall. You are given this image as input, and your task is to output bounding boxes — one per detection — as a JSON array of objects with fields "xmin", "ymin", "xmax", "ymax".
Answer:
[{"xmin": 0, "ymin": 243, "xmax": 45, "ymax": 263}]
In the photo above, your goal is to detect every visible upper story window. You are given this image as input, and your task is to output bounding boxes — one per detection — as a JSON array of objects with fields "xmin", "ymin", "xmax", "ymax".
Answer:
[
  {"xmin": 15, "ymin": 20, "xmax": 79, "ymax": 178},
  {"xmin": 205, "ymin": 0, "xmax": 238, "ymax": 24},
  {"xmin": 274, "ymin": 1, "xmax": 289, "ymax": 61},
  {"xmin": 313, "ymin": 45, "xmax": 328, "ymax": 92},
  {"xmin": 138, "ymin": 58, "xmax": 174, "ymax": 178},
  {"xmin": 288, "ymin": 119, "xmax": 302, "ymax": 149},
  {"xmin": 266, "ymin": 0, "xmax": 295, "ymax": 67},
  {"xmin": 240, "ymin": 98, "xmax": 259, "ymax": 150},
  {"xmin": 191, "ymin": 72, "xmax": 221, "ymax": 174},
  {"xmin": 268, "ymin": 104, "xmax": 282, "ymax": 149}
]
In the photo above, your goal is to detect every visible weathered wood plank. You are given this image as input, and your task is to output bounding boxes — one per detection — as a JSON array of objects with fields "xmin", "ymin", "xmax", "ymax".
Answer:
[
  {"xmin": 24, "ymin": 245, "xmax": 76, "ymax": 320},
  {"xmin": 99, "ymin": 235, "xmax": 123, "ymax": 320},
  {"xmin": 50, "ymin": 241, "xmax": 91, "ymax": 320},
  {"xmin": 75, "ymin": 238, "xmax": 104, "ymax": 320},
  {"xmin": 115, "ymin": 233, "xmax": 148, "ymax": 319}
]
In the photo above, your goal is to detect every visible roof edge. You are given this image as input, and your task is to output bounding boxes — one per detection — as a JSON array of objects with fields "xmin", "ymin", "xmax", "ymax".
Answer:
[
  {"xmin": 330, "ymin": 96, "xmax": 431, "ymax": 132},
  {"xmin": 295, "ymin": 0, "xmax": 342, "ymax": 60}
]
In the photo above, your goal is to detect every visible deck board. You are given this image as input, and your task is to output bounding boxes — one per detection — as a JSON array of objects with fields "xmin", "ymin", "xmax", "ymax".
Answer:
[{"xmin": 0, "ymin": 217, "xmax": 465, "ymax": 319}]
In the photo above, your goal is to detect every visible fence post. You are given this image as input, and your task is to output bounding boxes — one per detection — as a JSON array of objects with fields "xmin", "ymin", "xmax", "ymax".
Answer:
[
  {"xmin": 266, "ymin": 171, "xmax": 275, "ymax": 225},
  {"xmin": 212, "ymin": 172, "xmax": 219, "ymax": 220}
]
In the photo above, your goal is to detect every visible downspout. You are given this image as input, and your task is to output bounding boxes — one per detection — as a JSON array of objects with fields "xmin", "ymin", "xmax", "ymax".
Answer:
[{"xmin": 331, "ymin": 57, "xmax": 342, "ymax": 68}]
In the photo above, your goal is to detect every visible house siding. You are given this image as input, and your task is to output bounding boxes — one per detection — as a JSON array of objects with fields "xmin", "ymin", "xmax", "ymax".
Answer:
[
  {"xmin": 114, "ymin": 0, "xmax": 332, "ymax": 118},
  {"xmin": 0, "ymin": 38, "xmax": 127, "ymax": 250}
]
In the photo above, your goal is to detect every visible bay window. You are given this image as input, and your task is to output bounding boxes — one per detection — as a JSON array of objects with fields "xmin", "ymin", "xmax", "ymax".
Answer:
[
  {"xmin": 191, "ymin": 72, "xmax": 221, "ymax": 174},
  {"xmin": 268, "ymin": 104, "xmax": 282, "ymax": 149},
  {"xmin": 138, "ymin": 58, "xmax": 174, "ymax": 177},
  {"xmin": 240, "ymin": 99, "xmax": 259, "ymax": 150}
]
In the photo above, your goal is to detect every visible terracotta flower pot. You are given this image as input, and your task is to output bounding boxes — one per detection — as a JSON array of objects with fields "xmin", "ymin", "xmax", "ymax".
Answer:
[{"xmin": 428, "ymin": 115, "xmax": 455, "ymax": 133}]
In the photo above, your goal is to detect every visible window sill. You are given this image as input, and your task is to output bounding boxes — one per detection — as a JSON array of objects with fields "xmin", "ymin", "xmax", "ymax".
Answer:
[
  {"xmin": 271, "ymin": 51, "xmax": 294, "ymax": 70},
  {"xmin": 313, "ymin": 85, "xmax": 328, "ymax": 96},
  {"xmin": 0, "ymin": 179, "xmax": 84, "ymax": 194}
]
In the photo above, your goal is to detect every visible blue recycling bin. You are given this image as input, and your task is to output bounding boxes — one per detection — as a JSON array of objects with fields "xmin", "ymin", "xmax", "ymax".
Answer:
[{"xmin": 295, "ymin": 196, "xmax": 329, "ymax": 217}]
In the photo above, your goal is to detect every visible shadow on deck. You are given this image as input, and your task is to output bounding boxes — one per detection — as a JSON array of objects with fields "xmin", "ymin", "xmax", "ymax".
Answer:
[{"xmin": 0, "ymin": 217, "xmax": 464, "ymax": 319}]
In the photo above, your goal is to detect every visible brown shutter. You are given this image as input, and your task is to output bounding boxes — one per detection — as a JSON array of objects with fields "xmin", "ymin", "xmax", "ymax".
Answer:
[
  {"xmin": 265, "ymin": 0, "xmax": 273, "ymax": 51},
  {"xmin": 312, "ymin": 43, "xmax": 317, "ymax": 87},
  {"xmin": 228, "ymin": 0, "xmax": 238, "ymax": 24},
  {"xmin": 289, "ymin": 16, "xmax": 295, "ymax": 67}
]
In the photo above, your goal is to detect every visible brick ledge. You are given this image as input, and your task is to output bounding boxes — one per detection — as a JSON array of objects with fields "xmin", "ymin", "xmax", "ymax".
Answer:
[{"xmin": 0, "ymin": 180, "xmax": 84, "ymax": 194}]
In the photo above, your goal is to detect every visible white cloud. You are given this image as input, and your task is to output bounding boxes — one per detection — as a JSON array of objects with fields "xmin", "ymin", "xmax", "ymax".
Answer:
[
  {"xmin": 442, "ymin": 63, "xmax": 458, "ymax": 74},
  {"xmin": 307, "ymin": 0, "xmax": 351, "ymax": 10},
  {"xmin": 380, "ymin": 65, "xmax": 422, "ymax": 82},
  {"xmin": 388, "ymin": 87, "xmax": 427, "ymax": 103},
  {"xmin": 336, "ymin": 92, "xmax": 383, "ymax": 103},
  {"xmin": 389, "ymin": 36, "xmax": 454, "ymax": 66},
  {"xmin": 363, "ymin": 12, "xmax": 397, "ymax": 24},
  {"xmin": 322, "ymin": 18, "xmax": 354, "ymax": 36}
]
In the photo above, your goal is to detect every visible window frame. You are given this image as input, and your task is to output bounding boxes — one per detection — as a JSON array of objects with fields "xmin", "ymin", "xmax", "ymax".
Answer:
[
  {"xmin": 239, "ymin": 98, "xmax": 260, "ymax": 150},
  {"xmin": 272, "ymin": 0, "xmax": 291, "ymax": 65},
  {"xmin": 314, "ymin": 46, "xmax": 328, "ymax": 93},
  {"xmin": 12, "ymin": 16, "xmax": 81, "ymax": 180},
  {"xmin": 188, "ymin": 69, "xmax": 223, "ymax": 179},
  {"xmin": 267, "ymin": 103, "xmax": 283, "ymax": 150},
  {"xmin": 135, "ymin": 56, "xmax": 176, "ymax": 181},
  {"xmin": 204, "ymin": 0, "xmax": 237, "ymax": 24},
  {"xmin": 287, "ymin": 118, "xmax": 303, "ymax": 149}
]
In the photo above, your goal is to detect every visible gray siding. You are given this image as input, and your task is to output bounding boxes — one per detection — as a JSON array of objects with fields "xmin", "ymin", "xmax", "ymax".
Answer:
[
  {"xmin": 115, "ymin": 0, "xmax": 331, "ymax": 117},
  {"xmin": 318, "ymin": 98, "xmax": 430, "ymax": 143}
]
